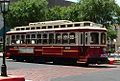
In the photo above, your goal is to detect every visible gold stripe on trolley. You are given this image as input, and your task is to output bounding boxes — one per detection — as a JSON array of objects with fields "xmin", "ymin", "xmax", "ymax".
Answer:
[{"xmin": 63, "ymin": 50, "xmax": 79, "ymax": 52}]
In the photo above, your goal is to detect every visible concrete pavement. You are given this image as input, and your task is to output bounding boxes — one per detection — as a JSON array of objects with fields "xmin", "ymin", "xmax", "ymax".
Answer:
[{"xmin": 0, "ymin": 53, "xmax": 25, "ymax": 81}]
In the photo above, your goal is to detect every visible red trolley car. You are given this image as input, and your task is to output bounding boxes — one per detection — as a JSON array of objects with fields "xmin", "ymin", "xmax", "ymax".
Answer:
[{"xmin": 6, "ymin": 20, "xmax": 108, "ymax": 65}]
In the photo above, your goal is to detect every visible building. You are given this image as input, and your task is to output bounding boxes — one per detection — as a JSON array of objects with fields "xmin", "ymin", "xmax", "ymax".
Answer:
[{"xmin": 115, "ymin": 25, "xmax": 120, "ymax": 51}]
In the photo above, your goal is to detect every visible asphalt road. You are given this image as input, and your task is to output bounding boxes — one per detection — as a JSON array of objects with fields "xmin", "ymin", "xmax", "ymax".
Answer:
[
  {"xmin": 52, "ymin": 67, "xmax": 120, "ymax": 81},
  {"xmin": 0, "ymin": 58, "xmax": 120, "ymax": 81}
]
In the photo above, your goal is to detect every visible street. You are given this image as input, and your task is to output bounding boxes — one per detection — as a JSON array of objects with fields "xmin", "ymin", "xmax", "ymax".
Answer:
[{"xmin": 0, "ymin": 58, "xmax": 120, "ymax": 81}]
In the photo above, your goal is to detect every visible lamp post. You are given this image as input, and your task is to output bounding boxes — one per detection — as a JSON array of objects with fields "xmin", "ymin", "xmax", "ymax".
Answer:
[{"xmin": 0, "ymin": 0, "xmax": 10, "ymax": 76}]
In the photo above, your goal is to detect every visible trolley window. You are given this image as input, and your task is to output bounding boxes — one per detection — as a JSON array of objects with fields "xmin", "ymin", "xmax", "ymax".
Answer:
[
  {"xmin": 42, "ymin": 26, "xmax": 46, "ymax": 29},
  {"xmin": 21, "ymin": 34, "xmax": 25, "ymax": 44},
  {"xmin": 16, "ymin": 35, "xmax": 20, "ymax": 40},
  {"xmin": 90, "ymin": 32, "xmax": 99, "ymax": 44},
  {"xmin": 60, "ymin": 25, "xmax": 66, "ymax": 28},
  {"xmin": 31, "ymin": 34, "xmax": 36, "ymax": 44},
  {"xmin": 42, "ymin": 34, "xmax": 48, "ymax": 44},
  {"xmin": 31, "ymin": 27, "xmax": 35, "ymax": 30},
  {"xmin": 56, "ymin": 33, "xmax": 61, "ymax": 44},
  {"xmin": 48, "ymin": 26, "xmax": 52, "ymax": 29},
  {"xmin": 62, "ymin": 33, "xmax": 68, "ymax": 44},
  {"xmin": 84, "ymin": 23, "xmax": 90, "ymax": 26},
  {"xmin": 16, "ymin": 35, "xmax": 21, "ymax": 44},
  {"xmin": 26, "ymin": 34, "xmax": 31, "ymax": 44},
  {"xmin": 26, "ymin": 28, "xmax": 30, "ymax": 30},
  {"xmin": 101, "ymin": 33, "xmax": 106, "ymax": 44},
  {"xmin": 69, "ymin": 33, "xmax": 76, "ymax": 44},
  {"xmin": 67, "ymin": 24, "xmax": 73, "ymax": 27},
  {"xmin": 36, "ymin": 27, "xmax": 40, "ymax": 29},
  {"xmin": 80, "ymin": 33, "xmax": 83, "ymax": 44},
  {"xmin": 37, "ymin": 34, "xmax": 41, "ymax": 44},
  {"xmin": 6, "ymin": 35, "xmax": 10, "ymax": 44},
  {"xmin": 21, "ymin": 28, "xmax": 25, "ymax": 30},
  {"xmin": 74, "ymin": 24, "xmax": 80, "ymax": 27},
  {"xmin": 54, "ymin": 25, "xmax": 59, "ymax": 28},
  {"xmin": 49, "ymin": 33, "xmax": 54, "ymax": 44},
  {"xmin": 11, "ymin": 35, "xmax": 16, "ymax": 44},
  {"xmin": 16, "ymin": 28, "xmax": 20, "ymax": 31}
]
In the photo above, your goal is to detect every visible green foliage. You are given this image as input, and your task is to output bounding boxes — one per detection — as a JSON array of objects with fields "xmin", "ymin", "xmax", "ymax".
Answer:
[
  {"xmin": 46, "ymin": 6, "xmax": 64, "ymax": 20},
  {"xmin": 107, "ymin": 26, "xmax": 117, "ymax": 40},
  {"xmin": 79, "ymin": 0, "xmax": 118, "ymax": 25},
  {"xmin": 6, "ymin": 0, "xmax": 48, "ymax": 28}
]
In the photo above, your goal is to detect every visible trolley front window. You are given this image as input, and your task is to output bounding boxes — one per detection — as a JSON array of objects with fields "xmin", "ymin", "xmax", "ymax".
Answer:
[
  {"xmin": 90, "ymin": 32, "xmax": 99, "ymax": 44},
  {"xmin": 101, "ymin": 33, "xmax": 106, "ymax": 44}
]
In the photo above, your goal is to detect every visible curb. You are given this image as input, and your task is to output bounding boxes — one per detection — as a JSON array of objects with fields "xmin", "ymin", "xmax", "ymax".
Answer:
[{"xmin": 0, "ymin": 75, "xmax": 25, "ymax": 81}]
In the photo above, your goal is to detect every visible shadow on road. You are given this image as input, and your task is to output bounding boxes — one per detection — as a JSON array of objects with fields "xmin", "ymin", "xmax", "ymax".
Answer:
[{"xmin": 6, "ymin": 58, "xmax": 117, "ymax": 69}]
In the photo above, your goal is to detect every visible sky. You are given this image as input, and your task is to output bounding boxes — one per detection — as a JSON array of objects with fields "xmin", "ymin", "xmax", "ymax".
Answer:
[{"xmin": 66, "ymin": 0, "xmax": 120, "ymax": 6}]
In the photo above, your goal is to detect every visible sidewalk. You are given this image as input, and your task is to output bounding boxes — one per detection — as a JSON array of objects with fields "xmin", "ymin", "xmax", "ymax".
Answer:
[{"xmin": 0, "ymin": 52, "xmax": 26, "ymax": 81}]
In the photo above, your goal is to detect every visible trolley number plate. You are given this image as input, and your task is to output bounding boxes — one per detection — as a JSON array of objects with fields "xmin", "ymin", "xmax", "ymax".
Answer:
[{"xmin": 18, "ymin": 47, "xmax": 34, "ymax": 53}]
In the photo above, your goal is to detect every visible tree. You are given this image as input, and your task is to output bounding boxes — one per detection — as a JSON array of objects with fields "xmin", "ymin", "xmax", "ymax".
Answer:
[
  {"xmin": 79, "ymin": 0, "xmax": 119, "ymax": 40},
  {"xmin": 6, "ymin": 0, "xmax": 48, "ymax": 28},
  {"xmin": 107, "ymin": 25, "xmax": 117, "ymax": 41},
  {"xmin": 46, "ymin": 6, "xmax": 64, "ymax": 21},
  {"xmin": 79, "ymin": 0, "xmax": 118, "ymax": 25}
]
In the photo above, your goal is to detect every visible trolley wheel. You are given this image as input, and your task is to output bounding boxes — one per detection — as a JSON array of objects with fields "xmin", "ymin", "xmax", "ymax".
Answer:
[{"xmin": 15, "ymin": 56, "xmax": 24, "ymax": 62}]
